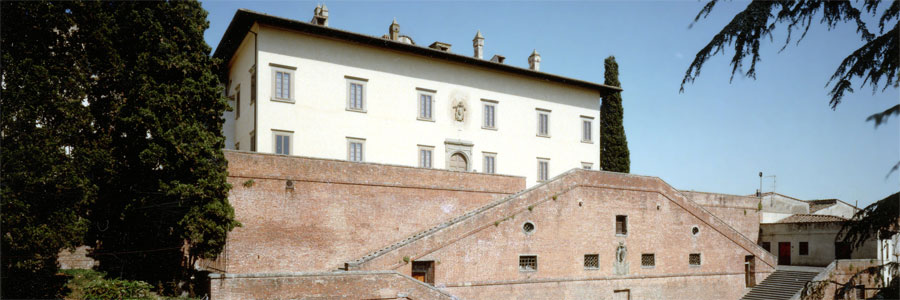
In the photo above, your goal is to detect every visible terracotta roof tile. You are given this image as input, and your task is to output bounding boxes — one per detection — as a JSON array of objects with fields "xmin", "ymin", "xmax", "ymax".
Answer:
[{"xmin": 777, "ymin": 214, "xmax": 847, "ymax": 223}]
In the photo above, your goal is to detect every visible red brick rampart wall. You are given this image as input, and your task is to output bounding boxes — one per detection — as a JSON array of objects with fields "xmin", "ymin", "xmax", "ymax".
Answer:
[
  {"xmin": 681, "ymin": 191, "xmax": 761, "ymax": 242},
  {"xmin": 348, "ymin": 169, "xmax": 776, "ymax": 299},
  {"xmin": 218, "ymin": 151, "xmax": 524, "ymax": 273},
  {"xmin": 209, "ymin": 271, "xmax": 453, "ymax": 300}
]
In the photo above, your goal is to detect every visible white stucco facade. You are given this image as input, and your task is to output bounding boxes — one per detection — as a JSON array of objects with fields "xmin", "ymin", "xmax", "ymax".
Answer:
[{"xmin": 220, "ymin": 17, "xmax": 608, "ymax": 186}]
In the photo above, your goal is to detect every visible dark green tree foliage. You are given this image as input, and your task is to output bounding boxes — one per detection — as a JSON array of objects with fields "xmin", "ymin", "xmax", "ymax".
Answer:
[
  {"xmin": 1, "ymin": 1, "xmax": 238, "ymax": 297},
  {"xmin": 1, "ymin": 2, "xmax": 96, "ymax": 297},
  {"xmin": 600, "ymin": 56, "xmax": 630, "ymax": 173},
  {"xmin": 684, "ymin": 1, "xmax": 899, "ymax": 297}
]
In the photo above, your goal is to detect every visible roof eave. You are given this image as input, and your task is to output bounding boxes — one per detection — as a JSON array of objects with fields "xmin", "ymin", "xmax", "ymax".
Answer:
[{"xmin": 212, "ymin": 9, "xmax": 622, "ymax": 96}]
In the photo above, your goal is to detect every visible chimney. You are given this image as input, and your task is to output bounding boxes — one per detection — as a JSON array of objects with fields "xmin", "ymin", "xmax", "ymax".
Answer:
[
  {"xmin": 490, "ymin": 54, "xmax": 505, "ymax": 64},
  {"xmin": 429, "ymin": 41, "xmax": 452, "ymax": 52},
  {"xmin": 473, "ymin": 30, "xmax": 484, "ymax": 59},
  {"xmin": 311, "ymin": 4, "xmax": 329, "ymax": 26},
  {"xmin": 528, "ymin": 49, "xmax": 541, "ymax": 71},
  {"xmin": 389, "ymin": 18, "xmax": 400, "ymax": 41}
]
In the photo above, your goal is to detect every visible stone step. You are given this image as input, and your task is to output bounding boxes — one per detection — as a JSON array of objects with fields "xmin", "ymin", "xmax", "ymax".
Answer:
[{"xmin": 740, "ymin": 269, "xmax": 820, "ymax": 300}]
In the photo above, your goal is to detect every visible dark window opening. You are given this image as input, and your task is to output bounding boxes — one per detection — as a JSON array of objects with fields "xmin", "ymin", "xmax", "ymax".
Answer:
[
  {"xmin": 745, "ymin": 255, "xmax": 756, "ymax": 288},
  {"xmin": 584, "ymin": 254, "xmax": 599, "ymax": 269},
  {"xmin": 855, "ymin": 285, "xmax": 865, "ymax": 299},
  {"xmin": 835, "ymin": 242, "xmax": 852, "ymax": 260},
  {"xmin": 250, "ymin": 67, "xmax": 257, "ymax": 104},
  {"xmin": 616, "ymin": 215, "xmax": 627, "ymax": 235},
  {"xmin": 411, "ymin": 261, "xmax": 434, "ymax": 285},
  {"xmin": 761, "ymin": 242, "xmax": 771, "ymax": 252},
  {"xmin": 799, "ymin": 242, "xmax": 809, "ymax": 255},
  {"xmin": 641, "ymin": 254, "xmax": 655, "ymax": 267},
  {"xmin": 691, "ymin": 226, "xmax": 699, "ymax": 236},
  {"xmin": 519, "ymin": 255, "xmax": 537, "ymax": 271},
  {"xmin": 689, "ymin": 253, "xmax": 701, "ymax": 266}
]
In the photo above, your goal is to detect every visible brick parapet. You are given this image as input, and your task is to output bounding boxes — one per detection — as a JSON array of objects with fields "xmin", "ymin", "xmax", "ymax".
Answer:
[{"xmin": 225, "ymin": 150, "xmax": 524, "ymax": 194}]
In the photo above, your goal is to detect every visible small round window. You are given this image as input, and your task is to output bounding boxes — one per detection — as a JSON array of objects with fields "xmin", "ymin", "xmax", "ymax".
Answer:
[
  {"xmin": 691, "ymin": 226, "xmax": 700, "ymax": 236},
  {"xmin": 523, "ymin": 222, "xmax": 535, "ymax": 234}
]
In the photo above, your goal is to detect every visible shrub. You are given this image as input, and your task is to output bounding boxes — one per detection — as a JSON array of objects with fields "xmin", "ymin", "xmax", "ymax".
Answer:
[{"xmin": 82, "ymin": 278, "xmax": 153, "ymax": 299}]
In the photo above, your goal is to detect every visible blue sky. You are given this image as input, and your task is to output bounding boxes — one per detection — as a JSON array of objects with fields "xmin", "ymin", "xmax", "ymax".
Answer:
[{"xmin": 202, "ymin": 1, "xmax": 899, "ymax": 208}]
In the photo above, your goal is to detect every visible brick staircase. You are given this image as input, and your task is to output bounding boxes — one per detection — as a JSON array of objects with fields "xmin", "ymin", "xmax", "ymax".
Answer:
[{"xmin": 741, "ymin": 267, "xmax": 822, "ymax": 300}]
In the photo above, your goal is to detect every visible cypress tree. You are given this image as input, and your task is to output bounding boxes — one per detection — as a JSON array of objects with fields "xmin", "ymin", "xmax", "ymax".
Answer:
[{"xmin": 600, "ymin": 56, "xmax": 630, "ymax": 173}]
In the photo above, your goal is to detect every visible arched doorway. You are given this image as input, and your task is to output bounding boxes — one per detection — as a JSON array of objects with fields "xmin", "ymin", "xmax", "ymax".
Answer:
[{"xmin": 448, "ymin": 152, "xmax": 468, "ymax": 171}]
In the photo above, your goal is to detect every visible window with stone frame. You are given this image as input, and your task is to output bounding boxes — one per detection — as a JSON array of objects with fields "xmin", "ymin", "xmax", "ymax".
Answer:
[
  {"xmin": 689, "ymin": 253, "xmax": 701, "ymax": 266},
  {"xmin": 417, "ymin": 89, "xmax": 435, "ymax": 121},
  {"xmin": 483, "ymin": 152, "xmax": 496, "ymax": 174},
  {"xmin": 482, "ymin": 100, "xmax": 497, "ymax": 129},
  {"xmin": 271, "ymin": 64, "xmax": 296, "ymax": 102},
  {"xmin": 616, "ymin": 215, "xmax": 628, "ymax": 235},
  {"xmin": 519, "ymin": 255, "xmax": 537, "ymax": 271},
  {"xmin": 418, "ymin": 146, "xmax": 433, "ymax": 168},
  {"xmin": 273, "ymin": 130, "xmax": 292, "ymax": 155},
  {"xmin": 536, "ymin": 109, "xmax": 550, "ymax": 137},
  {"xmin": 347, "ymin": 138, "xmax": 365, "ymax": 162},
  {"xmin": 581, "ymin": 116, "xmax": 593, "ymax": 143},
  {"xmin": 346, "ymin": 76, "xmax": 367, "ymax": 112},
  {"xmin": 641, "ymin": 254, "xmax": 655, "ymax": 267},
  {"xmin": 537, "ymin": 158, "xmax": 549, "ymax": 182},
  {"xmin": 584, "ymin": 254, "xmax": 599, "ymax": 269}
]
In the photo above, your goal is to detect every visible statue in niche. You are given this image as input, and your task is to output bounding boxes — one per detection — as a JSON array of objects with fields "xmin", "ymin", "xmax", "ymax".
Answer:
[{"xmin": 614, "ymin": 242, "xmax": 629, "ymax": 275}]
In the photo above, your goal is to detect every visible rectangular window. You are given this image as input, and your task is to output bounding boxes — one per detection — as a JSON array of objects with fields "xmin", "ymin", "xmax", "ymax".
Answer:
[
  {"xmin": 855, "ymin": 285, "xmax": 865, "ymax": 299},
  {"xmin": 275, "ymin": 71, "xmax": 290, "ymax": 99},
  {"xmin": 641, "ymin": 254, "xmax": 655, "ymax": 267},
  {"xmin": 250, "ymin": 65, "xmax": 257, "ymax": 104},
  {"xmin": 616, "ymin": 215, "xmax": 627, "ymax": 235},
  {"xmin": 235, "ymin": 142, "xmax": 240, "ymax": 151},
  {"xmin": 346, "ymin": 76, "xmax": 367, "ymax": 112},
  {"xmin": 581, "ymin": 116, "xmax": 593, "ymax": 143},
  {"xmin": 689, "ymin": 253, "xmax": 701, "ymax": 266},
  {"xmin": 519, "ymin": 255, "xmax": 537, "ymax": 272},
  {"xmin": 799, "ymin": 242, "xmax": 809, "ymax": 255},
  {"xmin": 270, "ymin": 64, "xmax": 296, "ymax": 102},
  {"xmin": 483, "ymin": 152, "xmax": 496, "ymax": 174},
  {"xmin": 235, "ymin": 85, "xmax": 241, "ymax": 119},
  {"xmin": 418, "ymin": 146, "xmax": 433, "ymax": 168},
  {"xmin": 250, "ymin": 131, "xmax": 256, "ymax": 152},
  {"xmin": 417, "ymin": 89, "xmax": 435, "ymax": 121},
  {"xmin": 273, "ymin": 131, "xmax": 292, "ymax": 155},
  {"xmin": 761, "ymin": 242, "xmax": 771, "ymax": 252},
  {"xmin": 482, "ymin": 100, "xmax": 497, "ymax": 129},
  {"xmin": 584, "ymin": 254, "xmax": 599, "ymax": 269},
  {"xmin": 411, "ymin": 261, "xmax": 435, "ymax": 285},
  {"xmin": 537, "ymin": 158, "xmax": 549, "ymax": 182},
  {"xmin": 347, "ymin": 138, "xmax": 365, "ymax": 162},
  {"xmin": 582, "ymin": 162, "xmax": 593, "ymax": 170},
  {"xmin": 537, "ymin": 109, "xmax": 550, "ymax": 137}
]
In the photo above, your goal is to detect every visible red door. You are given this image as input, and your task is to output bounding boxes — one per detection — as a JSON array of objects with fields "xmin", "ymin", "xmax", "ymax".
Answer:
[{"xmin": 778, "ymin": 242, "xmax": 791, "ymax": 265}]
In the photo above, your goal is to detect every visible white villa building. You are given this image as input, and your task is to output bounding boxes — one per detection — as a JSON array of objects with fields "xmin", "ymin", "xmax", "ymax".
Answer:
[{"xmin": 215, "ymin": 7, "xmax": 620, "ymax": 186}]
